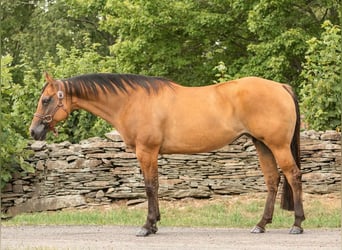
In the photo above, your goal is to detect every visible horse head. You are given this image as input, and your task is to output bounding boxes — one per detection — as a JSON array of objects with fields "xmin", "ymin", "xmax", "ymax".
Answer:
[{"xmin": 29, "ymin": 72, "xmax": 70, "ymax": 140}]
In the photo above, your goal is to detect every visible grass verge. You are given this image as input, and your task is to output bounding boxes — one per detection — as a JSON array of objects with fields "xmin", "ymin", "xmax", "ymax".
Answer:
[{"xmin": 2, "ymin": 193, "xmax": 340, "ymax": 229}]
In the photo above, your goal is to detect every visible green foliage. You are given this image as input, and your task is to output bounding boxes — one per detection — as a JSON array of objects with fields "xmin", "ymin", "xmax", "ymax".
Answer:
[
  {"xmin": 242, "ymin": 0, "xmax": 339, "ymax": 88},
  {"xmin": 0, "ymin": 55, "xmax": 34, "ymax": 188},
  {"xmin": 1, "ymin": 0, "xmax": 111, "ymax": 83},
  {"xmin": 300, "ymin": 21, "xmax": 341, "ymax": 131},
  {"xmin": 212, "ymin": 61, "xmax": 232, "ymax": 84},
  {"xmin": 99, "ymin": 0, "xmax": 252, "ymax": 85}
]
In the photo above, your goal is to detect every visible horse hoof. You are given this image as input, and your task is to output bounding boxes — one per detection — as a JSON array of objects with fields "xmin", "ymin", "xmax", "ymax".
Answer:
[
  {"xmin": 136, "ymin": 225, "xmax": 158, "ymax": 237},
  {"xmin": 250, "ymin": 226, "xmax": 265, "ymax": 233},
  {"xmin": 289, "ymin": 226, "xmax": 303, "ymax": 234},
  {"xmin": 136, "ymin": 227, "xmax": 151, "ymax": 237}
]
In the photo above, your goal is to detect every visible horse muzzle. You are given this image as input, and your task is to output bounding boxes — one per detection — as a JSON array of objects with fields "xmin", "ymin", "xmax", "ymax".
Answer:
[{"xmin": 30, "ymin": 123, "xmax": 49, "ymax": 141}]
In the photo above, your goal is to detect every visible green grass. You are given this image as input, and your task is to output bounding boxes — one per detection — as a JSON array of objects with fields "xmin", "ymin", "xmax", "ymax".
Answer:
[{"xmin": 3, "ymin": 194, "xmax": 341, "ymax": 229}]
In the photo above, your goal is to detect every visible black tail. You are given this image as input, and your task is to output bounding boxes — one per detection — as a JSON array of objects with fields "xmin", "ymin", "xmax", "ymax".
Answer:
[{"xmin": 281, "ymin": 86, "xmax": 301, "ymax": 211}]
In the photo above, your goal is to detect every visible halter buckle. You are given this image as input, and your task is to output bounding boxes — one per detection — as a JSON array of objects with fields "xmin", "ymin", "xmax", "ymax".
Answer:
[{"xmin": 57, "ymin": 90, "xmax": 64, "ymax": 99}]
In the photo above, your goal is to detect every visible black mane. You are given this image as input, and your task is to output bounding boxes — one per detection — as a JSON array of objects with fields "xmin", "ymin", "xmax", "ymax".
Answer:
[{"xmin": 61, "ymin": 73, "xmax": 173, "ymax": 98}]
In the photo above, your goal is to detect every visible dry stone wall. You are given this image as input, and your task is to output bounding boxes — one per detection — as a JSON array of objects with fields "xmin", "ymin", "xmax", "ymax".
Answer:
[{"xmin": 1, "ymin": 130, "xmax": 340, "ymax": 216}]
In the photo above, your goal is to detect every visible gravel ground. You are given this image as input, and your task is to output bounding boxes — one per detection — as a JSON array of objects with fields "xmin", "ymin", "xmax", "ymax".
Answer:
[{"xmin": 1, "ymin": 225, "xmax": 340, "ymax": 250}]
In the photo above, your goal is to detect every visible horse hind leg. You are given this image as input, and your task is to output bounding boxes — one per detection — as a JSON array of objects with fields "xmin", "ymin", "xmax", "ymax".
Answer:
[
  {"xmin": 273, "ymin": 147, "xmax": 305, "ymax": 234},
  {"xmin": 251, "ymin": 138, "xmax": 280, "ymax": 233}
]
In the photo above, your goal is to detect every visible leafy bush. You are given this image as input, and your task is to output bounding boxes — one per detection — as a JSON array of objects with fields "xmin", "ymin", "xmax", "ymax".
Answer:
[
  {"xmin": 0, "ymin": 55, "xmax": 34, "ymax": 188},
  {"xmin": 212, "ymin": 61, "xmax": 232, "ymax": 83},
  {"xmin": 300, "ymin": 21, "xmax": 341, "ymax": 131}
]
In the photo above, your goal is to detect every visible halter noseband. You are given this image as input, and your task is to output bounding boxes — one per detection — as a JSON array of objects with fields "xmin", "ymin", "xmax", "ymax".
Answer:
[{"xmin": 34, "ymin": 85, "xmax": 69, "ymax": 125}]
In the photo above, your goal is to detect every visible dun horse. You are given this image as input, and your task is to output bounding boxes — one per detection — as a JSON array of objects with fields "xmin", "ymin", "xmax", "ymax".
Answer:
[{"xmin": 30, "ymin": 73, "xmax": 305, "ymax": 236}]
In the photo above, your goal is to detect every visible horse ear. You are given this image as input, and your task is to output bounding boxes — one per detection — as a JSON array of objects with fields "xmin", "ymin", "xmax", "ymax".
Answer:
[
  {"xmin": 44, "ymin": 72, "xmax": 54, "ymax": 84},
  {"xmin": 44, "ymin": 72, "xmax": 59, "ymax": 91}
]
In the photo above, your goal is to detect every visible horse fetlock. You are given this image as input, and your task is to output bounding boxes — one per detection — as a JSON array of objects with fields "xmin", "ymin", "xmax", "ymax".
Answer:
[
  {"xmin": 263, "ymin": 217, "xmax": 273, "ymax": 224},
  {"xmin": 151, "ymin": 223, "xmax": 158, "ymax": 233},
  {"xmin": 295, "ymin": 214, "xmax": 305, "ymax": 221}
]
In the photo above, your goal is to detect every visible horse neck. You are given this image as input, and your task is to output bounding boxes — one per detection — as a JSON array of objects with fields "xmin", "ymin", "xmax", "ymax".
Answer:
[{"xmin": 70, "ymin": 92, "xmax": 127, "ymax": 127}]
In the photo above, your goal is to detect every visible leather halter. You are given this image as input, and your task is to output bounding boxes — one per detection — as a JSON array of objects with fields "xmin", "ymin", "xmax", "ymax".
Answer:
[{"xmin": 34, "ymin": 85, "xmax": 69, "ymax": 125}]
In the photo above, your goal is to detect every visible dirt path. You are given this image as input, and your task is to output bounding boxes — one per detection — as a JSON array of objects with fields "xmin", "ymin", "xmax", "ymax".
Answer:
[{"xmin": 1, "ymin": 225, "xmax": 340, "ymax": 250}]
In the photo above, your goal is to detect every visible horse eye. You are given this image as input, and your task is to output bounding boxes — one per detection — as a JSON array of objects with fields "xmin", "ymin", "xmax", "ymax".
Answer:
[{"xmin": 42, "ymin": 97, "xmax": 52, "ymax": 106}]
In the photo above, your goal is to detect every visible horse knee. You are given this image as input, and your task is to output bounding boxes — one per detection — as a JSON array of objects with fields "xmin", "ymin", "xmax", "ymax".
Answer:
[
  {"xmin": 292, "ymin": 168, "xmax": 302, "ymax": 180},
  {"xmin": 283, "ymin": 168, "xmax": 302, "ymax": 187},
  {"xmin": 265, "ymin": 175, "xmax": 280, "ymax": 192}
]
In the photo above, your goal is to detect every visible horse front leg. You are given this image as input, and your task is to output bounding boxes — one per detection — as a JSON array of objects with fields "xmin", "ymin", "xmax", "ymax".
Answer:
[
  {"xmin": 135, "ymin": 147, "xmax": 160, "ymax": 237},
  {"xmin": 251, "ymin": 139, "xmax": 280, "ymax": 233}
]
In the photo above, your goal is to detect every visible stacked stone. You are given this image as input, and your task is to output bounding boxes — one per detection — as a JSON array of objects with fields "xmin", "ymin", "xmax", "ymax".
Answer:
[
  {"xmin": 158, "ymin": 137, "xmax": 262, "ymax": 198},
  {"xmin": 300, "ymin": 130, "xmax": 341, "ymax": 194},
  {"xmin": 1, "ymin": 130, "xmax": 340, "ymax": 216}
]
